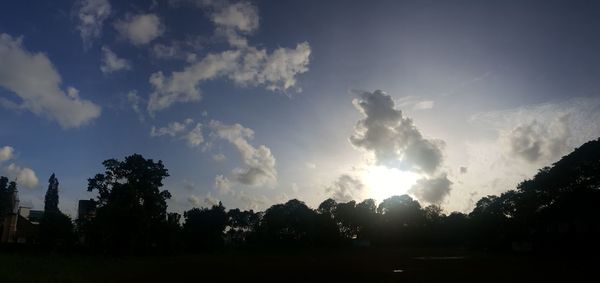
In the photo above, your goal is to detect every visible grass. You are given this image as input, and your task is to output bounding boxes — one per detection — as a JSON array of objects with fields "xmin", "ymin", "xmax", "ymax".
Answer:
[{"xmin": 0, "ymin": 247, "xmax": 593, "ymax": 282}]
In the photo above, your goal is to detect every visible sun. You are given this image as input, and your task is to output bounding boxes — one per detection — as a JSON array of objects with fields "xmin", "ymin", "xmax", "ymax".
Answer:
[{"xmin": 361, "ymin": 166, "xmax": 421, "ymax": 202}]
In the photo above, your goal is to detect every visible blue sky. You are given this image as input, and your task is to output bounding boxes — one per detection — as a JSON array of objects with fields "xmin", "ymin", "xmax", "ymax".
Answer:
[{"xmin": 2, "ymin": 0, "xmax": 600, "ymax": 217}]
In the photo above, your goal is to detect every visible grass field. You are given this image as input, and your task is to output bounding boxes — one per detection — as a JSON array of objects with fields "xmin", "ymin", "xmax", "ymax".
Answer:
[{"xmin": 0, "ymin": 248, "xmax": 593, "ymax": 282}]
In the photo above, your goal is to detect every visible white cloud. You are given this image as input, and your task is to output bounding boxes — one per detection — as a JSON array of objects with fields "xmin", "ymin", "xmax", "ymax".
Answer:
[
  {"xmin": 74, "ymin": 0, "xmax": 111, "ymax": 47},
  {"xmin": 187, "ymin": 195, "xmax": 201, "ymax": 206},
  {"xmin": 151, "ymin": 36, "xmax": 204, "ymax": 61},
  {"xmin": 100, "ymin": 46, "xmax": 131, "ymax": 74},
  {"xmin": 210, "ymin": 120, "xmax": 277, "ymax": 187},
  {"xmin": 214, "ymin": 174, "xmax": 231, "ymax": 194},
  {"xmin": 444, "ymin": 96, "xmax": 600, "ymax": 212},
  {"xmin": 213, "ymin": 153, "xmax": 226, "ymax": 162},
  {"xmin": 172, "ymin": 0, "xmax": 259, "ymax": 48},
  {"xmin": 211, "ymin": 2, "xmax": 259, "ymax": 48},
  {"xmin": 151, "ymin": 121, "xmax": 188, "ymax": 137},
  {"xmin": 127, "ymin": 90, "xmax": 144, "ymax": 121},
  {"xmin": 211, "ymin": 2, "xmax": 259, "ymax": 33},
  {"xmin": 147, "ymin": 43, "xmax": 311, "ymax": 113},
  {"xmin": 0, "ymin": 33, "xmax": 101, "ymax": 128},
  {"xmin": 0, "ymin": 146, "xmax": 14, "ymax": 162},
  {"xmin": 185, "ymin": 123, "xmax": 204, "ymax": 147},
  {"xmin": 414, "ymin": 100, "xmax": 435, "ymax": 110},
  {"xmin": 114, "ymin": 13, "xmax": 164, "ymax": 46},
  {"xmin": 350, "ymin": 90, "xmax": 445, "ymax": 174},
  {"xmin": 147, "ymin": 50, "xmax": 240, "ymax": 113},
  {"xmin": 150, "ymin": 118, "xmax": 205, "ymax": 148},
  {"xmin": 326, "ymin": 174, "xmax": 364, "ymax": 202},
  {"xmin": 3, "ymin": 163, "xmax": 39, "ymax": 189}
]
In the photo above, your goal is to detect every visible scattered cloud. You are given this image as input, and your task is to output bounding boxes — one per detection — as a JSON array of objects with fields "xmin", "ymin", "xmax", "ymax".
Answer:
[
  {"xmin": 0, "ymin": 33, "xmax": 101, "ymax": 128},
  {"xmin": 326, "ymin": 174, "xmax": 364, "ymax": 203},
  {"xmin": 413, "ymin": 100, "xmax": 435, "ymax": 110},
  {"xmin": 151, "ymin": 121, "xmax": 188, "ymax": 137},
  {"xmin": 0, "ymin": 146, "xmax": 14, "ymax": 162},
  {"xmin": 212, "ymin": 153, "xmax": 226, "ymax": 162},
  {"xmin": 147, "ymin": 42, "xmax": 311, "ymax": 113},
  {"xmin": 210, "ymin": 120, "xmax": 277, "ymax": 187},
  {"xmin": 409, "ymin": 174, "xmax": 452, "ymax": 204},
  {"xmin": 350, "ymin": 90, "xmax": 445, "ymax": 174},
  {"xmin": 151, "ymin": 37, "xmax": 203, "ymax": 61},
  {"xmin": 74, "ymin": 0, "xmax": 111, "ymax": 47},
  {"xmin": 147, "ymin": 50, "xmax": 239, "ymax": 113},
  {"xmin": 214, "ymin": 174, "xmax": 231, "ymax": 195},
  {"xmin": 100, "ymin": 46, "xmax": 131, "ymax": 74},
  {"xmin": 150, "ymin": 118, "xmax": 204, "ymax": 148},
  {"xmin": 210, "ymin": 1, "xmax": 259, "ymax": 48},
  {"xmin": 505, "ymin": 115, "xmax": 570, "ymax": 164},
  {"xmin": 2, "ymin": 163, "xmax": 39, "ymax": 189},
  {"xmin": 114, "ymin": 13, "xmax": 164, "ymax": 46},
  {"xmin": 185, "ymin": 123, "xmax": 204, "ymax": 147},
  {"xmin": 127, "ymin": 90, "xmax": 144, "ymax": 121},
  {"xmin": 187, "ymin": 195, "xmax": 201, "ymax": 206}
]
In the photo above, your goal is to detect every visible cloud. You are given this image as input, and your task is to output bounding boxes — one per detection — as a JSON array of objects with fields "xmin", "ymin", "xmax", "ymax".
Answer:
[
  {"xmin": 151, "ymin": 121, "xmax": 187, "ymax": 137},
  {"xmin": 211, "ymin": 2, "xmax": 259, "ymax": 33},
  {"xmin": 214, "ymin": 174, "xmax": 231, "ymax": 194},
  {"xmin": 350, "ymin": 90, "xmax": 444, "ymax": 174},
  {"xmin": 505, "ymin": 115, "xmax": 570, "ymax": 163},
  {"xmin": 172, "ymin": 0, "xmax": 259, "ymax": 48},
  {"xmin": 74, "ymin": 0, "xmax": 111, "ymax": 47},
  {"xmin": 187, "ymin": 195, "xmax": 201, "ymax": 206},
  {"xmin": 212, "ymin": 153, "xmax": 226, "ymax": 162},
  {"xmin": 305, "ymin": 162, "xmax": 316, "ymax": 169},
  {"xmin": 413, "ymin": 100, "xmax": 435, "ymax": 110},
  {"xmin": 147, "ymin": 42, "xmax": 310, "ymax": 114},
  {"xmin": 127, "ymin": 90, "xmax": 144, "ymax": 121},
  {"xmin": 114, "ymin": 13, "xmax": 164, "ymax": 46},
  {"xmin": 459, "ymin": 166, "xmax": 468, "ymax": 174},
  {"xmin": 203, "ymin": 192, "xmax": 219, "ymax": 207},
  {"xmin": 326, "ymin": 174, "xmax": 364, "ymax": 202},
  {"xmin": 151, "ymin": 37, "xmax": 203, "ymax": 61},
  {"xmin": 3, "ymin": 163, "xmax": 39, "ymax": 189},
  {"xmin": 409, "ymin": 174, "xmax": 452, "ymax": 204},
  {"xmin": 100, "ymin": 46, "xmax": 131, "ymax": 74},
  {"xmin": 0, "ymin": 33, "xmax": 101, "ymax": 128},
  {"xmin": 0, "ymin": 146, "xmax": 14, "ymax": 162},
  {"xmin": 210, "ymin": 120, "xmax": 277, "ymax": 187},
  {"xmin": 185, "ymin": 123, "xmax": 205, "ymax": 147},
  {"xmin": 211, "ymin": 2, "xmax": 259, "ymax": 48},
  {"xmin": 147, "ymin": 50, "xmax": 240, "ymax": 113},
  {"xmin": 150, "ymin": 118, "xmax": 205, "ymax": 148},
  {"xmin": 442, "ymin": 96, "xmax": 600, "ymax": 212}
]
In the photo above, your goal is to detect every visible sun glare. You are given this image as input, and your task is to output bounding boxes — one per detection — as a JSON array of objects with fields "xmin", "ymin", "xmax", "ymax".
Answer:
[{"xmin": 362, "ymin": 166, "xmax": 421, "ymax": 202}]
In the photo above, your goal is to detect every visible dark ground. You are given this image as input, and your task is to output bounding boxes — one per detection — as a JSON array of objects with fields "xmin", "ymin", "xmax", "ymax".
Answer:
[{"xmin": 0, "ymin": 247, "xmax": 595, "ymax": 282}]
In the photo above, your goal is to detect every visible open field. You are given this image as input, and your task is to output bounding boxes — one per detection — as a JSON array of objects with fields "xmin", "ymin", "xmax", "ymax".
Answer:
[{"xmin": 0, "ymin": 248, "xmax": 594, "ymax": 282}]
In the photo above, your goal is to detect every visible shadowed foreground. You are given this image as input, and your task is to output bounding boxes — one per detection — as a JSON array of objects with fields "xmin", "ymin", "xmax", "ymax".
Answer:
[{"xmin": 0, "ymin": 248, "xmax": 593, "ymax": 282}]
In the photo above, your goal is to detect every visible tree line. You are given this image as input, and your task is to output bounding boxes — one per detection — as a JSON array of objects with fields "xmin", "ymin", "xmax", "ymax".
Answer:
[{"xmin": 2, "ymin": 138, "xmax": 600, "ymax": 255}]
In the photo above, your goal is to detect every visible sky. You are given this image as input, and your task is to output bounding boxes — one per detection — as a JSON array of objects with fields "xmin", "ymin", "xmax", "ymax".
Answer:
[{"xmin": 2, "ymin": 0, "xmax": 600, "ymax": 217}]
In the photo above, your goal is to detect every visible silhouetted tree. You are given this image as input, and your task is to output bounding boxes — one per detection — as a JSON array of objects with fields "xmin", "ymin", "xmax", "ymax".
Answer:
[
  {"xmin": 227, "ymin": 208, "xmax": 260, "ymax": 246},
  {"xmin": 259, "ymin": 199, "xmax": 318, "ymax": 247},
  {"xmin": 44, "ymin": 173, "xmax": 59, "ymax": 213},
  {"xmin": 183, "ymin": 202, "xmax": 228, "ymax": 252},
  {"xmin": 378, "ymin": 195, "xmax": 424, "ymax": 245},
  {"xmin": 0, "ymin": 176, "xmax": 9, "ymax": 218},
  {"xmin": 40, "ymin": 174, "xmax": 75, "ymax": 249},
  {"xmin": 85, "ymin": 154, "xmax": 171, "ymax": 254}
]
